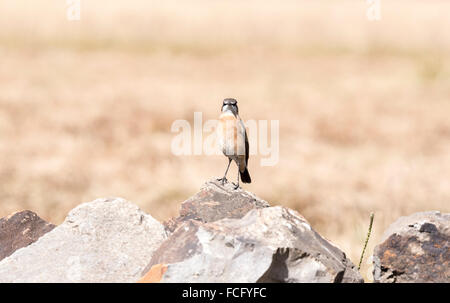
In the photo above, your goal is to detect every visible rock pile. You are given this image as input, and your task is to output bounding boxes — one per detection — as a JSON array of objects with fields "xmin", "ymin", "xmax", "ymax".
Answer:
[{"xmin": 1, "ymin": 178, "xmax": 447, "ymax": 282}]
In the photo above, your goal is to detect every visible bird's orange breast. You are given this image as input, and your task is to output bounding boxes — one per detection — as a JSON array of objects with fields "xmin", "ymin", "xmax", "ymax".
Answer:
[
  {"xmin": 218, "ymin": 114, "xmax": 238, "ymax": 145},
  {"xmin": 217, "ymin": 113, "xmax": 245, "ymax": 159}
]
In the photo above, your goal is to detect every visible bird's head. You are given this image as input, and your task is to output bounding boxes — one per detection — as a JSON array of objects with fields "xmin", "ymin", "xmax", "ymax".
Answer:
[{"xmin": 221, "ymin": 98, "xmax": 239, "ymax": 116}]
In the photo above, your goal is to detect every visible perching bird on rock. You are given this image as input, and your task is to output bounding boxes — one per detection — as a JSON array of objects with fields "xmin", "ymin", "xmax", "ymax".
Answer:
[{"xmin": 216, "ymin": 98, "xmax": 251, "ymax": 189}]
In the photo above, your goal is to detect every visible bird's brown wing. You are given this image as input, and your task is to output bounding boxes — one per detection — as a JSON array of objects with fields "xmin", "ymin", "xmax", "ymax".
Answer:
[
  {"xmin": 244, "ymin": 127, "xmax": 249, "ymax": 166},
  {"xmin": 237, "ymin": 117, "xmax": 249, "ymax": 166}
]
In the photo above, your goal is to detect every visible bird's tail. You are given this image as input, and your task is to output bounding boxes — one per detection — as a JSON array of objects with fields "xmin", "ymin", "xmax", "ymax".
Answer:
[{"xmin": 240, "ymin": 168, "xmax": 251, "ymax": 183}]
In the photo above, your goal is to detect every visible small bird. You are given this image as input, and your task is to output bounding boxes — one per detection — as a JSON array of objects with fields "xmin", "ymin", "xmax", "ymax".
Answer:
[{"xmin": 217, "ymin": 98, "xmax": 251, "ymax": 189}]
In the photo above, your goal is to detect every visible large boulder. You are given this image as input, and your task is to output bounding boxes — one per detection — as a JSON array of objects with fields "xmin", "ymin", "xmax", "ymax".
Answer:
[
  {"xmin": 0, "ymin": 210, "xmax": 55, "ymax": 261},
  {"xmin": 142, "ymin": 206, "xmax": 363, "ymax": 283},
  {"xmin": 373, "ymin": 211, "xmax": 449, "ymax": 283},
  {"xmin": 0, "ymin": 198, "xmax": 167, "ymax": 282},
  {"xmin": 164, "ymin": 179, "xmax": 270, "ymax": 233}
]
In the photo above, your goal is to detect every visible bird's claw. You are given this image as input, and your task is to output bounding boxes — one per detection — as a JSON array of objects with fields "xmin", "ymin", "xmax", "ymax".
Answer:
[
  {"xmin": 232, "ymin": 182, "xmax": 240, "ymax": 190},
  {"xmin": 217, "ymin": 177, "xmax": 228, "ymax": 186}
]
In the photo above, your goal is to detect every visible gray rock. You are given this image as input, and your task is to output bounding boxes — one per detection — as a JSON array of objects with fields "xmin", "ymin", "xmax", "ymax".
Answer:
[
  {"xmin": 0, "ymin": 210, "xmax": 55, "ymax": 261},
  {"xmin": 164, "ymin": 178, "xmax": 270, "ymax": 233},
  {"xmin": 373, "ymin": 211, "xmax": 450, "ymax": 283},
  {"xmin": 144, "ymin": 206, "xmax": 363, "ymax": 283},
  {"xmin": 0, "ymin": 198, "xmax": 167, "ymax": 282}
]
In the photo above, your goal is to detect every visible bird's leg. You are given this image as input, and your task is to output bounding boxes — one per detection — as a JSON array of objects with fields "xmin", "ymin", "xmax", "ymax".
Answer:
[
  {"xmin": 232, "ymin": 168, "xmax": 240, "ymax": 190},
  {"xmin": 217, "ymin": 158, "xmax": 232, "ymax": 185}
]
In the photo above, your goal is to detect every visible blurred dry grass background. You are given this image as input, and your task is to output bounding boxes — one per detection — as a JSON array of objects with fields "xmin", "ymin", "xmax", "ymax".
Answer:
[{"xmin": 0, "ymin": 0, "xmax": 449, "ymax": 281}]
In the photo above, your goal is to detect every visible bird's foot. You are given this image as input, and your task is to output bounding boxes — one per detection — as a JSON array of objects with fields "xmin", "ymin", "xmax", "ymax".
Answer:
[
  {"xmin": 232, "ymin": 182, "xmax": 240, "ymax": 190},
  {"xmin": 217, "ymin": 177, "xmax": 228, "ymax": 186}
]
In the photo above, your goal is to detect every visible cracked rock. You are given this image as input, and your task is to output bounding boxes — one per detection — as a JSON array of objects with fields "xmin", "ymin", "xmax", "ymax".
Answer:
[
  {"xmin": 0, "ymin": 210, "xmax": 55, "ymax": 261},
  {"xmin": 163, "ymin": 178, "xmax": 270, "ymax": 233},
  {"xmin": 0, "ymin": 198, "xmax": 167, "ymax": 282},
  {"xmin": 143, "ymin": 206, "xmax": 363, "ymax": 283},
  {"xmin": 373, "ymin": 211, "xmax": 450, "ymax": 283}
]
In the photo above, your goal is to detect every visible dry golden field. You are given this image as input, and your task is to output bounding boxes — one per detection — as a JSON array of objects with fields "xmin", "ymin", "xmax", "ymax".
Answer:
[{"xmin": 1, "ymin": 0, "xmax": 449, "ymax": 281}]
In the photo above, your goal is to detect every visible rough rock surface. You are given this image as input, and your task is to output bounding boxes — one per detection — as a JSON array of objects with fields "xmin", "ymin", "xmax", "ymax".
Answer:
[
  {"xmin": 373, "ymin": 211, "xmax": 449, "ymax": 283},
  {"xmin": 0, "ymin": 198, "xmax": 167, "ymax": 282},
  {"xmin": 0, "ymin": 210, "xmax": 55, "ymax": 261},
  {"xmin": 164, "ymin": 179, "xmax": 270, "ymax": 233},
  {"xmin": 143, "ymin": 206, "xmax": 363, "ymax": 283}
]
